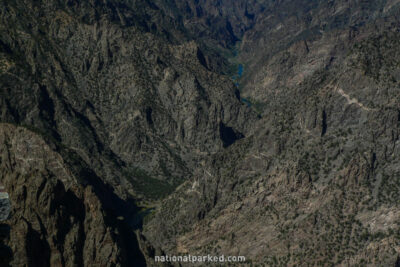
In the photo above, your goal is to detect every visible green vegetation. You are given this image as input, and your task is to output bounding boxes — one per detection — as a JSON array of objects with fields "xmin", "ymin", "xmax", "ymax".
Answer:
[{"xmin": 125, "ymin": 167, "xmax": 182, "ymax": 200}]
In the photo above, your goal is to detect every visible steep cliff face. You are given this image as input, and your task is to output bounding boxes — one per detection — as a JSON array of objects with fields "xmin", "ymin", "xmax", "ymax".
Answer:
[
  {"xmin": 0, "ymin": 0, "xmax": 254, "ymax": 202},
  {"xmin": 0, "ymin": 124, "xmax": 146, "ymax": 266}
]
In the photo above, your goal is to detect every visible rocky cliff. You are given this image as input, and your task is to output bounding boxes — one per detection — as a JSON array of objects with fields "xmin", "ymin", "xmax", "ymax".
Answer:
[
  {"xmin": 0, "ymin": 123, "xmax": 146, "ymax": 266},
  {"xmin": 142, "ymin": 0, "xmax": 400, "ymax": 266},
  {"xmin": 0, "ymin": 0, "xmax": 253, "ymax": 265},
  {"xmin": 1, "ymin": 0, "xmax": 400, "ymax": 266}
]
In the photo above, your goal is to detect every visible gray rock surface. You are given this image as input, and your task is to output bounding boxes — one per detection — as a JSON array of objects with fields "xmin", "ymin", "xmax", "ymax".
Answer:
[
  {"xmin": 141, "ymin": 1, "xmax": 400, "ymax": 266},
  {"xmin": 0, "ymin": 198, "xmax": 10, "ymax": 221},
  {"xmin": 0, "ymin": 0, "xmax": 399, "ymax": 266},
  {"xmin": 0, "ymin": 124, "xmax": 146, "ymax": 266}
]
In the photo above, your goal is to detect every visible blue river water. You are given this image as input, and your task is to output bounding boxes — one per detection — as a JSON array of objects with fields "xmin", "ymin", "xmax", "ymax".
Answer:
[
  {"xmin": 238, "ymin": 64, "xmax": 243, "ymax": 77},
  {"xmin": 232, "ymin": 64, "xmax": 252, "ymax": 107},
  {"xmin": 231, "ymin": 64, "xmax": 243, "ymax": 86}
]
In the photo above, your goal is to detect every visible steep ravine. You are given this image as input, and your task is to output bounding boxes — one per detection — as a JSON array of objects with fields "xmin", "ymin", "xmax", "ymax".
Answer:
[
  {"xmin": 141, "ymin": 1, "xmax": 400, "ymax": 266},
  {"xmin": 0, "ymin": 0, "xmax": 256, "ymax": 265},
  {"xmin": 0, "ymin": 0, "xmax": 400, "ymax": 266}
]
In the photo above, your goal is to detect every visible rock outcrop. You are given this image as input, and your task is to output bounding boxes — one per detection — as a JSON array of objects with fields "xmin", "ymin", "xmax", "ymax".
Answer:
[{"xmin": 0, "ymin": 124, "xmax": 146, "ymax": 266}]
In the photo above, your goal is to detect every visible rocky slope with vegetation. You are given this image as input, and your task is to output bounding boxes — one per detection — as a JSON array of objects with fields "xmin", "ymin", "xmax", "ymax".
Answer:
[
  {"xmin": 143, "ymin": 0, "xmax": 400, "ymax": 266},
  {"xmin": 0, "ymin": 0, "xmax": 399, "ymax": 266},
  {"xmin": 0, "ymin": 0, "xmax": 253, "ymax": 265}
]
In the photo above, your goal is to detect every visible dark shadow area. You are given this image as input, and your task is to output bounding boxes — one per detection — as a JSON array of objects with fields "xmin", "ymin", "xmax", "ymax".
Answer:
[
  {"xmin": 219, "ymin": 122, "xmax": 244, "ymax": 148},
  {"xmin": 397, "ymin": 109, "xmax": 400, "ymax": 123},
  {"xmin": 62, "ymin": 150, "xmax": 147, "ymax": 266},
  {"xmin": 0, "ymin": 243, "xmax": 12, "ymax": 267},
  {"xmin": 395, "ymin": 255, "xmax": 400, "ymax": 267},
  {"xmin": 196, "ymin": 48, "xmax": 209, "ymax": 70},
  {"xmin": 145, "ymin": 107, "xmax": 153, "ymax": 125},
  {"xmin": 82, "ymin": 176, "xmax": 147, "ymax": 266},
  {"xmin": 234, "ymin": 89, "xmax": 241, "ymax": 101},
  {"xmin": 25, "ymin": 220, "xmax": 51, "ymax": 267},
  {"xmin": 321, "ymin": 110, "xmax": 327, "ymax": 137}
]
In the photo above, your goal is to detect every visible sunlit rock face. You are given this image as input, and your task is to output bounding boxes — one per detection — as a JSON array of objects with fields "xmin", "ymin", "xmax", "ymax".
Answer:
[{"xmin": 0, "ymin": 185, "xmax": 10, "ymax": 221}]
